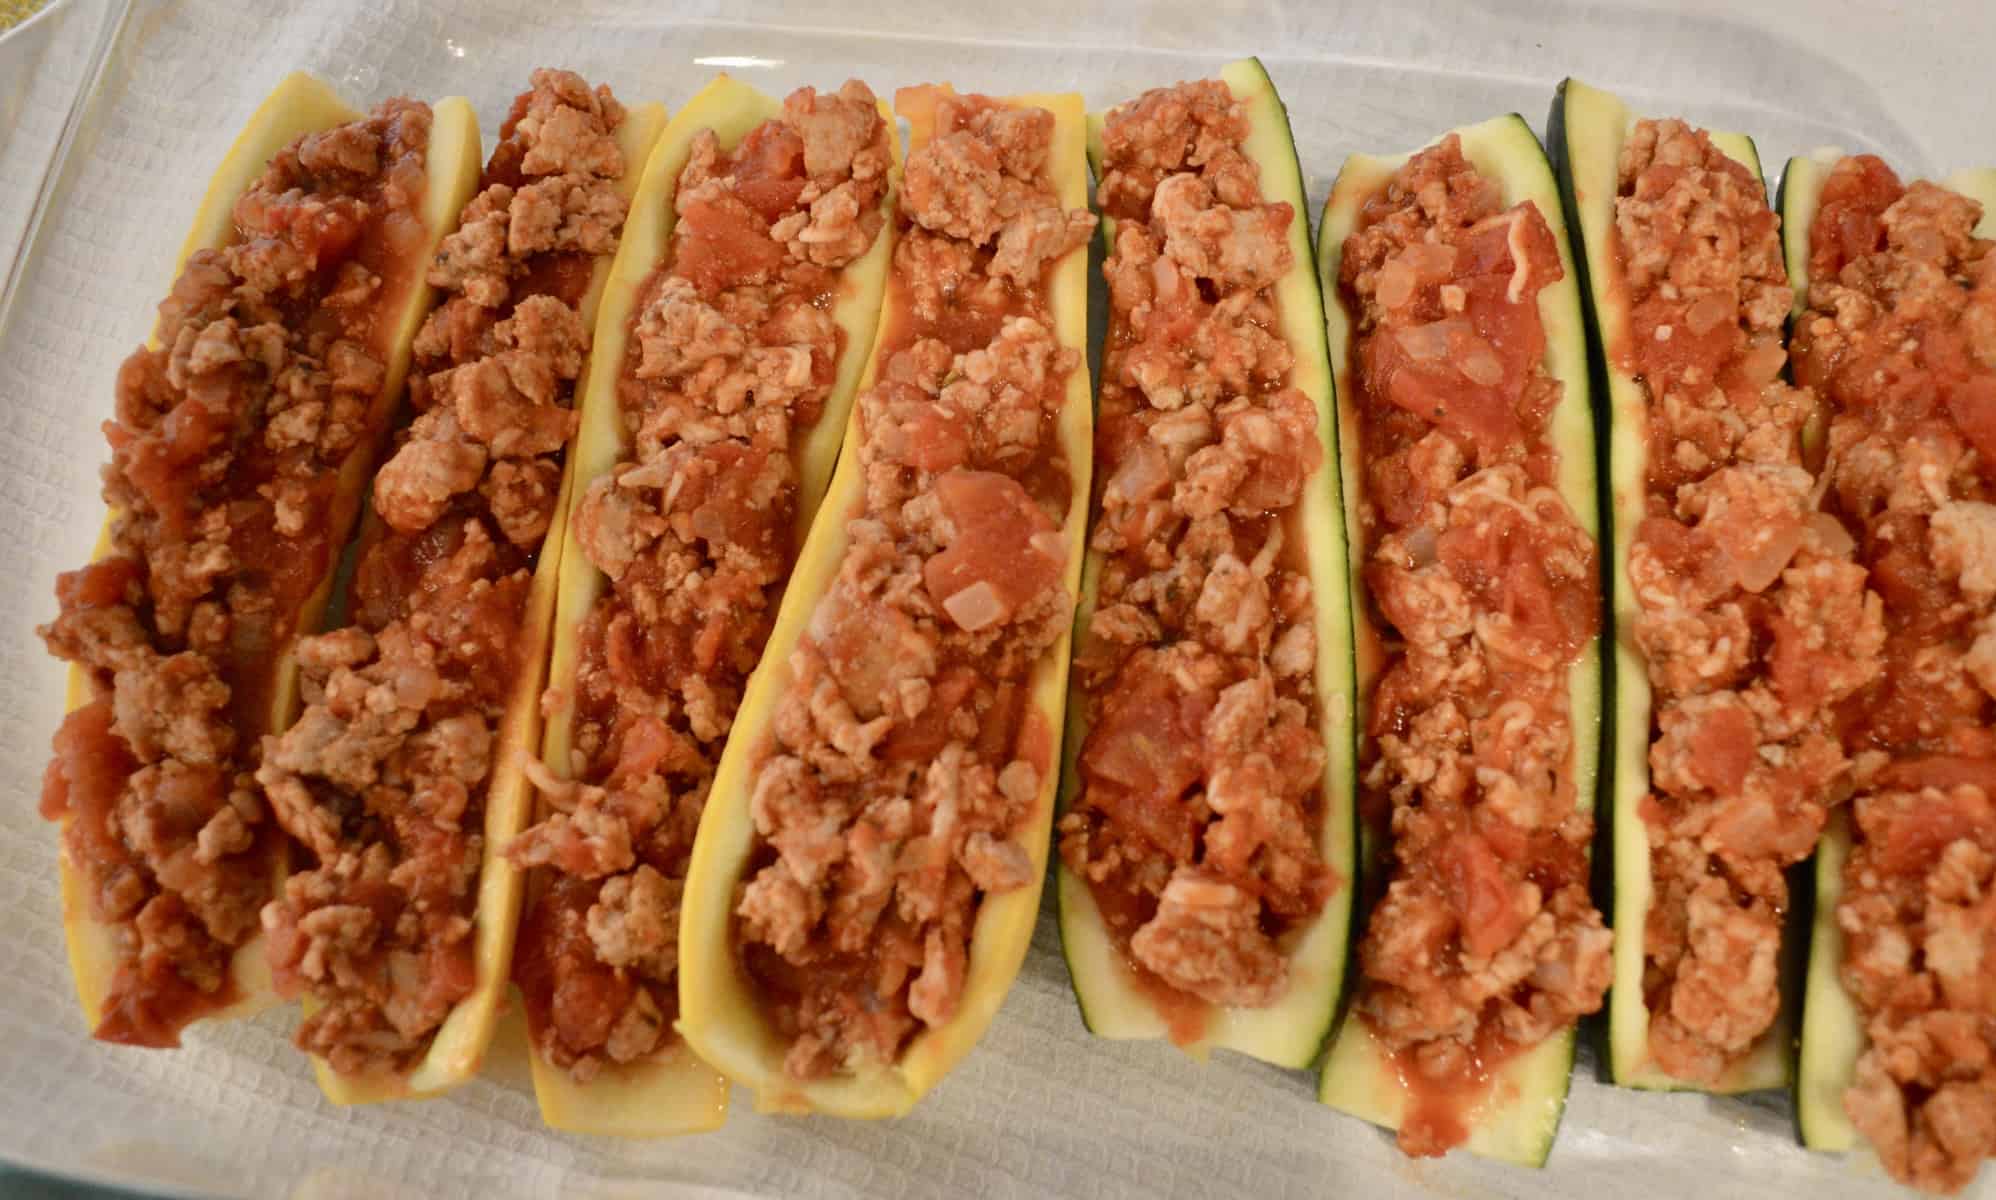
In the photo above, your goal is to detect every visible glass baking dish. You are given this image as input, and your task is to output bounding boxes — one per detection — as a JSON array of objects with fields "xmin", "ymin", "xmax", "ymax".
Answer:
[{"xmin": 0, "ymin": 1, "xmax": 1989, "ymax": 1195}]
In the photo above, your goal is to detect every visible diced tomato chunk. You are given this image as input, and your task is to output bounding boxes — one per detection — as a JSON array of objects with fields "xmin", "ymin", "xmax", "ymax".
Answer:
[
  {"xmin": 922, "ymin": 469, "xmax": 1064, "ymax": 625},
  {"xmin": 1809, "ymin": 154, "xmax": 1901, "ymax": 280},
  {"xmin": 1078, "ymin": 656, "xmax": 1214, "ymax": 862},
  {"xmin": 55, "ymin": 558, "xmax": 140, "ymax": 612},
  {"xmin": 1442, "ymin": 832, "xmax": 1530, "ymax": 959},
  {"xmin": 730, "ymin": 124, "xmax": 810, "ymax": 222},
  {"xmin": 672, "ymin": 194, "xmax": 786, "ymax": 295},
  {"xmin": 1685, "ymin": 702, "xmax": 1756, "ymax": 797},
  {"xmin": 1860, "ymin": 780, "xmax": 1995, "ymax": 876}
]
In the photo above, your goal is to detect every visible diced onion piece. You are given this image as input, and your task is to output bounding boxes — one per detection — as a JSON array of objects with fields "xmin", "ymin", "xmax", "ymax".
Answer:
[
  {"xmin": 1740, "ymin": 337, "xmax": 1787, "ymax": 385},
  {"xmin": 942, "ymin": 580, "xmax": 1006, "ymax": 632},
  {"xmin": 1401, "ymin": 241, "xmax": 1458, "ymax": 279},
  {"xmin": 1396, "ymin": 321, "xmax": 1452, "ymax": 362},
  {"xmin": 1684, "ymin": 292, "xmax": 1733, "ymax": 335},
  {"xmin": 1505, "ymin": 210, "xmax": 1532, "ymax": 303},
  {"xmin": 1732, "ymin": 523, "xmax": 1806, "ymax": 593},
  {"xmin": 1106, "ymin": 439, "xmax": 1169, "ymax": 504},
  {"xmin": 1808, "ymin": 511, "xmax": 1856, "ymax": 558},
  {"xmin": 1405, "ymin": 524, "xmax": 1439, "ymax": 568},
  {"xmin": 1377, "ymin": 258, "xmax": 1416, "ymax": 309},
  {"xmin": 1459, "ymin": 339, "xmax": 1504, "ymax": 386}
]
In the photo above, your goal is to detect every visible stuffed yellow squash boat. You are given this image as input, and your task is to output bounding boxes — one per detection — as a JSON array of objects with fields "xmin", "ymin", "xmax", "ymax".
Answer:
[
  {"xmin": 249, "ymin": 69, "xmax": 665, "ymax": 1106},
  {"xmin": 505, "ymin": 73, "xmax": 901, "ymax": 1136},
  {"xmin": 36, "ymin": 72, "xmax": 480, "ymax": 1051},
  {"xmin": 678, "ymin": 83, "xmax": 1094, "ymax": 1118},
  {"xmin": 1054, "ymin": 57, "xmax": 1357, "ymax": 1070}
]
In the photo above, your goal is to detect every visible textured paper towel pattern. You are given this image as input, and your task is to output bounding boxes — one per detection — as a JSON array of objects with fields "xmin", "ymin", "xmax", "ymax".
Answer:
[{"xmin": 1, "ymin": 1, "xmax": 1992, "ymax": 1196}]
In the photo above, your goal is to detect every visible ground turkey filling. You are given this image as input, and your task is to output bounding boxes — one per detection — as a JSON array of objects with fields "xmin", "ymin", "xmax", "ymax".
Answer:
[
  {"xmin": 1340, "ymin": 135, "xmax": 1609, "ymax": 1157},
  {"xmin": 503, "ymin": 82, "xmax": 894, "ymax": 1082},
  {"xmin": 736, "ymin": 88, "xmax": 1091, "ymax": 1081},
  {"xmin": 1793, "ymin": 154, "xmax": 1996, "ymax": 1195},
  {"xmin": 1614, "ymin": 120, "xmax": 1883, "ymax": 1085},
  {"xmin": 1058, "ymin": 79, "xmax": 1336, "ymax": 1026},
  {"xmin": 36, "ymin": 99, "xmax": 431, "ymax": 1048},
  {"xmin": 253, "ymin": 71, "xmax": 628, "ymax": 1079}
]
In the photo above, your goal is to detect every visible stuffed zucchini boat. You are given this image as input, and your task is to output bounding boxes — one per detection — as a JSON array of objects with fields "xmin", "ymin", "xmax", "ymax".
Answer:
[
  {"xmin": 1785, "ymin": 151, "xmax": 1996, "ymax": 1195},
  {"xmin": 1551, "ymin": 78, "xmax": 1849, "ymax": 1096},
  {"xmin": 504, "ymin": 74, "xmax": 899, "ymax": 1136},
  {"xmin": 678, "ymin": 84, "xmax": 1094, "ymax": 1117},
  {"xmin": 36, "ymin": 73, "xmax": 480, "ymax": 1051},
  {"xmin": 1314, "ymin": 115, "xmax": 1607, "ymax": 1166},
  {"xmin": 1054, "ymin": 57, "xmax": 1356, "ymax": 1069},
  {"xmin": 249, "ymin": 70, "xmax": 664, "ymax": 1106}
]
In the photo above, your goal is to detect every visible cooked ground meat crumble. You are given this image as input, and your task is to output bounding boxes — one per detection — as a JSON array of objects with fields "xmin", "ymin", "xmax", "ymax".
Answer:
[
  {"xmin": 1613, "ymin": 119, "xmax": 1883, "ymax": 1086},
  {"xmin": 37, "ymin": 98, "xmax": 434, "ymax": 1047},
  {"xmin": 253, "ymin": 70, "xmax": 628, "ymax": 1079},
  {"xmin": 735, "ymin": 87, "xmax": 1091, "ymax": 1081},
  {"xmin": 1792, "ymin": 154, "xmax": 1996, "ymax": 1195},
  {"xmin": 1339, "ymin": 135, "xmax": 1610, "ymax": 1157},
  {"xmin": 505, "ymin": 81, "xmax": 894, "ymax": 1082},
  {"xmin": 1057, "ymin": 79, "xmax": 1337, "ymax": 1032}
]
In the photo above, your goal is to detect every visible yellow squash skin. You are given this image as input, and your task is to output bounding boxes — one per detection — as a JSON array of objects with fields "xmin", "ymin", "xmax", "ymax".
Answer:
[
  {"xmin": 1055, "ymin": 57, "xmax": 1357, "ymax": 1071},
  {"xmin": 1313, "ymin": 116, "xmax": 1601, "ymax": 1169},
  {"xmin": 310, "ymin": 101, "xmax": 669, "ymax": 1107},
  {"xmin": 524, "ymin": 75, "xmax": 899, "ymax": 1137},
  {"xmin": 677, "ymin": 86, "xmax": 1093, "ymax": 1119},
  {"xmin": 53, "ymin": 74, "xmax": 483, "ymax": 1044}
]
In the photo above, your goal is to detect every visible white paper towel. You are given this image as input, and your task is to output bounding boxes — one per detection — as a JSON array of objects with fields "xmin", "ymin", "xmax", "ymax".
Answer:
[{"xmin": 1, "ymin": 1, "xmax": 1991, "ymax": 1196}]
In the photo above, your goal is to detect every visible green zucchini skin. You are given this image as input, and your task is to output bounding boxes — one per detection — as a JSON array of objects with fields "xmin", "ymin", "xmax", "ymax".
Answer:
[
  {"xmin": 1551, "ymin": 77, "xmax": 1795, "ymax": 1096},
  {"xmin": 1782, "ymin": 155, "xmax": 1855, "ymax": 1153},
  {"xmin": 1313, "ymin": 113, "xmax": 1601, "ymax": 1169},
  {"xmin": 1054, "ymin": 56, "xmax": 1358, "ymax": 1070},
  {"xmin": 1545, "ymin": 72, "xmax": 1622, "ymax": 1095},
  {"xmin": 1786, "ymin": 159, "xmax": 1996, "ymax": 1154}
]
